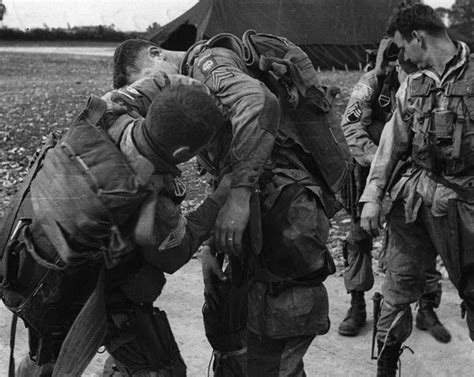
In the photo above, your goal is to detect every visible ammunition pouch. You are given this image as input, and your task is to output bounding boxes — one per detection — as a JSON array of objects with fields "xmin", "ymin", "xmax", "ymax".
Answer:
[
  {"xmin": 1, "ymin": 225, "xmax": 99, "ymax": 363},
  {"xmin": 410, "ymin": 68, "xmax": 474, "ymax": 177},
  {"xmin": 106, "ymin": 303, "xmax": 186, "ymax": 376}
]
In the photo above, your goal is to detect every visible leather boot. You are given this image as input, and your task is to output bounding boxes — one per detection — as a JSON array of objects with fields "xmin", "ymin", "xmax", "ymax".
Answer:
[
  {"xmin": 376, "ymin": 341, "xmax": 401, "ymax": 377},
  {"xmin": 338, "ymin": 291, "xmax": 367, "ymax": 336},
  {"xmin": 416, "ymin": 301, "xmax": 451, "ymax": 343}
]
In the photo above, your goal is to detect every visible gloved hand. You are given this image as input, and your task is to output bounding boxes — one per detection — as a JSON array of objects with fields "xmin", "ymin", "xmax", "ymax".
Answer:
[{"xmin": 101, "ymin": 91, "xmax": 128, "ymax": 115}]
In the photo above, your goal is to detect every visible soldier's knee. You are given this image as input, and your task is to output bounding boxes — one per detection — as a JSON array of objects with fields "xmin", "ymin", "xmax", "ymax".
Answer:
[{"xmin": 378, "ymin": 302, "xmax": 413, "ymax": 344}]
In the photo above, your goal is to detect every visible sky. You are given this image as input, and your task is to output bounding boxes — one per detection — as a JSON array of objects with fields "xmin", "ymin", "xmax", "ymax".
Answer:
[{"xmin": 0, "ymin": 0, "xmax": 457, "ymax": 31}]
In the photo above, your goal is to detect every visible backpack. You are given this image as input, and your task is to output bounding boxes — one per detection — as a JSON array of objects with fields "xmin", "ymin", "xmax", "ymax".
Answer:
[
  {"xmin": 189, "ymin": 31, "xmax": 352, "ymax": 194},
  {"xmin": 240, "ymin": 30, "xmax": 353, "ymax": 194},
  {"xmin": 0, "ymin": 95, "xmax": 152, "ymax": 274}
]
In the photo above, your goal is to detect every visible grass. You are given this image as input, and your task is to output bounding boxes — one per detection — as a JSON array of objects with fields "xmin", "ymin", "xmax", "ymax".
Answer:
[{"xmin": 0, "ymin": 52, "xmax": 112, "ymax": 212}]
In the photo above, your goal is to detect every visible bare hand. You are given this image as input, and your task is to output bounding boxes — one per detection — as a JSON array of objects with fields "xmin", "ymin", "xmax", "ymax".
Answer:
[
  {"xmin": 360, "ymin": 202, "xmax": 383, "ymax": 237},
  {"xmin": 215, "ymin": 187, "xmax": 250, "ymax": 256},
  {"xmin": 201, "ymin": 245, "xmax": 228, "ymax": 311}
]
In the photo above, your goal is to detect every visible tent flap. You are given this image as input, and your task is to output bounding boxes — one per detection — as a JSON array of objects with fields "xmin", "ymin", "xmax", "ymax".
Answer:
[{"xmin": 149, "ymin": 0, "xmax": 404, "ymax": 69}]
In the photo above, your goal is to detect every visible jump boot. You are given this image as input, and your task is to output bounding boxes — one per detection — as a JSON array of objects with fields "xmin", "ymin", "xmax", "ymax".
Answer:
[
  {"xmin": 415, "ymin": 300, "xmax": 451, "ymax": 343},
  {"xmin": 376, "ymin": 341, "xmax": 401, "ymax": 377},
  {"xmin": 338, "ymin": 291, "xmax": 366, "ymax": 336}
]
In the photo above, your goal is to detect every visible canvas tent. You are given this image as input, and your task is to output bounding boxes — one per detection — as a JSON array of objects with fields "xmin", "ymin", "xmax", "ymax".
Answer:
[{"xmin": 149, "ymin": 0, "xmax": 403, "ymax": 70}]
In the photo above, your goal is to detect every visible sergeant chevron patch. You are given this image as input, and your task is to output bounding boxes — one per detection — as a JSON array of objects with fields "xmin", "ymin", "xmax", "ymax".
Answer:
[
  {"xmin": 346, "ymin": 101, "xmax": 362, "ymax": 123},
  {"xmin": 208, "ymin": 68, "xmax": 234, "ymax": 91}
]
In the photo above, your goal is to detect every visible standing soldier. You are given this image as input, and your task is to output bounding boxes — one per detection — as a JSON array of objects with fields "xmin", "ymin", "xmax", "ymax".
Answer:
[
  {"xmin": 360, "ymin": 4, "xmax": 474, "ymax": 376},
  {"xmin": 339, "ymin": 36, "xmax": 451, "ymax": 343},
  {"xmin": 112, "ymin": 31, "xmax": 351, "ymax": 376}
]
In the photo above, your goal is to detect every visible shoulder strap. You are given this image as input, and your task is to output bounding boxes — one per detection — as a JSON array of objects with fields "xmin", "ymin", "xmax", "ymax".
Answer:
[
  {"xmin": 52, "ymin": 268, "xmax": 106, "ymax": 377},
  {"xmin": 8, "ymin": 314, "xmax": 17, "ymax": 377},
  {"xmin": 0, "ymin": 133, "xmax": 56, "ymax": 259}
]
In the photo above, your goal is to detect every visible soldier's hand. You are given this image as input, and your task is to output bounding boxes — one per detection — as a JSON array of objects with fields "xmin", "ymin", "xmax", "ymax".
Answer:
[
  {"xmin": 215, "ymin": 187, "xmax": 251, "ymax": 256},
  {"xmin": 102, "ymin": 91, "xmax": 127, "ymax": 115},
  {"xmin": 201, "ymin": 245, "xmax": 228, "ymax": 311},
  {"xmin": 360, "ymin": 202, "xmax": 383, "ymax": 237}
]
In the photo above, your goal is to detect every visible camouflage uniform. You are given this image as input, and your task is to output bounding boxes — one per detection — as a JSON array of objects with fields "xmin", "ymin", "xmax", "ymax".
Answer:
[{"xmin": 360, "ymin": 41, "xmax": 474, "ymax": 346}]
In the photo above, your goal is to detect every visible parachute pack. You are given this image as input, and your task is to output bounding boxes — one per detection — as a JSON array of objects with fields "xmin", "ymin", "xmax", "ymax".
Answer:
[
  {"xmin": 201, "ymin": 30, "xmax": 353, "ymax": 194},
  {"xmin": 0, "ymin": 95, "xmax": 152, "ymax": 280}
]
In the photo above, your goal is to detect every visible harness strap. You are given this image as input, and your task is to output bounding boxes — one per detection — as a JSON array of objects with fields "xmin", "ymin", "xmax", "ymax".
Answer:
[
  {"xmin": 428, "ymin": 173, "xmax": 474, "ymax": 202},
  {"xmin": 8, "ymin": 314, "xmax": 17, "ymax": 377},
  {"xmin": 52, "ymin": 267, "xmax": 107, "ymax": 377},
  {"xmin": 0, "ymin": 133, "xmax": 56, "ymax": 261}
]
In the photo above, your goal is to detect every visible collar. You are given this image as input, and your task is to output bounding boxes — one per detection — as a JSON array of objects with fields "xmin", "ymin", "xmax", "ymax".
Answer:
[{"xmin": 420, "ymin": 41, "xmax": 470, "ymax": 86}]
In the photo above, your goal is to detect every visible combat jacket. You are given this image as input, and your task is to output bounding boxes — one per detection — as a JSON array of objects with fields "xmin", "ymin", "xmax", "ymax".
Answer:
[
  {"xmin": 341, "ymin": 69, "xmax": 397, "ymax": 167},
  {"xmin": 181, "ymin": 45, "xmax": 280, "ymax": 188},
  {"xmin": 360, "ymin": 41, "xmax": 474, "ymax": 222}
]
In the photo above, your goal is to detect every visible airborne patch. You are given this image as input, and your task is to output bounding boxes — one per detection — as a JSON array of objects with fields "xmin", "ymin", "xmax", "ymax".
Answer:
[
  {"xmin": 346, "ymin": 101, "xmax": 362, "ymax": 123},
  {"xmin": 197, "ymin": 54, "xmax": 218, "ymax": 77}
]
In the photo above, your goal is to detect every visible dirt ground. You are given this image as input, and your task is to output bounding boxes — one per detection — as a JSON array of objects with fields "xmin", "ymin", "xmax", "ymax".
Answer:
[
  {"xmin": 0, "ymin": 46, "xmax": 473, "ymax": 376},
  {"xmin": 1, "ymin": 257, "xmax": 472, "ymax": 377}
]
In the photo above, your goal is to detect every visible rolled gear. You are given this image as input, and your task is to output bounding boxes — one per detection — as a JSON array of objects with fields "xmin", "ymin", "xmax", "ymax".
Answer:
[{"xmin": 105, "ymin": 303, "xmax": 186, "ymax": 376}]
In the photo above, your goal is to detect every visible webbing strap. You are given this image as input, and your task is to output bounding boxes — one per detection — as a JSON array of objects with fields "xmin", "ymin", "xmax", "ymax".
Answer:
[
  {"xmin": 8, "ymin": 314, "xmax": 17, "ymax": 377},
  {"xmin": 0, "ymin": 133, "xmax": 56, "ymax": 260},
  {"xmin": 52, "ymin": 267, "xmax": 107, "ymax": 377}
]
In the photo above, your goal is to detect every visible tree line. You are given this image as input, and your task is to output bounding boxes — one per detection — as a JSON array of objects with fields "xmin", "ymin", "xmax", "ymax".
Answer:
[{"xmin": 0, "ymin": 23, "xmax": 161, "ymax": 42}]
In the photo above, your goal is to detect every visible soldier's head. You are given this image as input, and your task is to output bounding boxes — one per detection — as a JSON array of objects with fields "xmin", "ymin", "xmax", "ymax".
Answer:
[
  {"xmin": 374, "ymin": 37, "xmax": 399, "ymax": 75},
  {"xmin": 395, "ymin": 49, "xmax": 419, "ymax": 83},
  {"xmin": 134, "ymin": 84, "xmax": 223, "ymax": 165},
  {"xmin": 113, "ymin": 38, "xmax": 185, "ymax": 89},
  {"xmin": 386, "ymin": 4, "xmax": 448, "ymax": 68}
]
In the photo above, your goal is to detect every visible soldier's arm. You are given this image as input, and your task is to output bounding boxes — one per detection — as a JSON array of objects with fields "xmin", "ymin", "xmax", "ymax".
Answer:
[
  {"xmin": 191, "ymin": 47, "xmax": 280, "ymax": 255},
  {"xmin": 138, "ymin": 176, "xmax": 231, "ymax": 274},
  {"xmin": 102, "ymin": 72, "xmax": 211, "ymax": 117},
  {"xmin": 191, "ymin": 48, "xmax": 279, "ymax": 189},
  {"xmin": 341, "ymin": 72, "xmax": 379, "ymax": 167},
  {"xmin": 360, "ymin": 77, "xmax": 413, "ymax": 204}
]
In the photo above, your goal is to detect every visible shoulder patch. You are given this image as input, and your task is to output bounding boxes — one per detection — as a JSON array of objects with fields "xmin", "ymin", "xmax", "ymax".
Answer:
[
  {"xmin": 346, "ymin": 101, "xmax": 362, "ymax": 123},
  {"xmin": 197, "ymin": 53, "xmax": 218, "ymax": 77},
  {"xmin": 352, "ymin": 82, "xmax": 374, "ymax": 102}
]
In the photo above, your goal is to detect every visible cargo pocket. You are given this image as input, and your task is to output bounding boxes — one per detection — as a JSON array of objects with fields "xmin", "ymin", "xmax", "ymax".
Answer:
[{"xmin": 248, "ymin": 281, "xmax": 329, "ymax": 339}]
